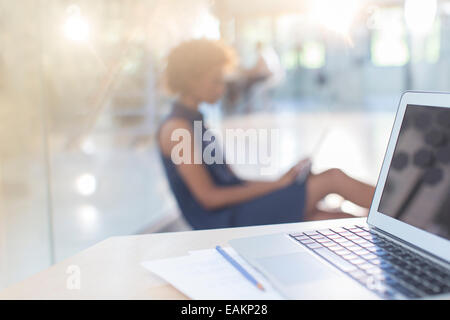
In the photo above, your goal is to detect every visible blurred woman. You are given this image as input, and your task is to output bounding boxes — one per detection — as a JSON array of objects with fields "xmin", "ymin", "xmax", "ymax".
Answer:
[{"xmin": 157, "ymin": 39, "xmax": 375, "ymax": 230}]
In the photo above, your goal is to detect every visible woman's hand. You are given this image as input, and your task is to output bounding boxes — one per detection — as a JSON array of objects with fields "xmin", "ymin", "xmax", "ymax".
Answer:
[{"xmin": 277, "ymin": 158, "xmax": 312, "ymax": 188}]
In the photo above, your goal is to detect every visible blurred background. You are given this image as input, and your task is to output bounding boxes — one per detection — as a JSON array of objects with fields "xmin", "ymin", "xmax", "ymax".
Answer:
[{"xmin": 1, "ymin": 0, "xmax": 449, "ymax": 289}]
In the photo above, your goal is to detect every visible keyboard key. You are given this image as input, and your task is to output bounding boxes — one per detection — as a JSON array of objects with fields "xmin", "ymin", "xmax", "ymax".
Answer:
[
  {"xmin": 361, "ymin": 253, "xmax": 378, "ymax": 260},
  {"xmin": 373, "ymin": 273, "xmax": 391, "ymax": 281},
  {"xmin": 363, "ymin": 235, "xmax": 380, "ymax": 242},
  {"xmin": 304, "ymin": 231, "xmax": 319, "ymax": 236},
  {"xmin": 310, "ymin": 234, "xmax": 325, "ymax": 240},
  {"xmin": 387, "ymin": 267, "xmax": 402, "ymax": 277},
  {"xmin": 365, "ymin": 246, "xmax": 378, "ymax": 253},
  {"xmin": 434, "ymin": 269, "xmax": 449, "ymax": 280},
  {"xmin": 335, "ymin": 249, "xmax": 352, "ymax": 256},
  {"xmin": 348, "ymin": 258, "xmax": 366, "ymax": 265},
  {"xmin": 359, "ymin": 263, "xmax": 376, "ymax": 270},
  {"xmin": 306, "ymin": 243, "xmax": 323, "ymax": 249},
  {"xmin": 328, "ymin": 245, "xmax": 344, "ymax": 251},
  {"xmin": 312, "ymin": 247, "xmax": 358, "ymax": 273},
  {"xmin": 394, "ymin": 261, "xmax": 407, "ymax": 268},
  {"xmin": 317, "ymin": 229, "xmax": 336, "ymax": 236},
  {"xmin": 348, "ymin": 227, "xmax": 366, "ymax": 233},
  {"xmin": 358, "ymin": 242, "xmax": 376, "ymax": 249},
  {"xmin": 379, "ymin": 261, "xmax": 393, "ymax": 269},
  {"xmin": 300, "ymin": 239, "xmax": 315, "ymax": 245},
  {"xmin": 327, "ymin": 234, "xmax": 342, "ymax": 239},
  {"xmin": 403, "ymin": 264, "xmax": 418, "ymax": 273},
  {"xmin": 353, "ymin": 249, "xmax": 371, "ymax": 256},
  {"xmin": 377, "ymin": 242, "xmax": 392, "ymax": 249},
  {"xmin": 368, "ymin": 258, "xmax": 383, "ymax": 265},
  {"xmin": 385, "ymin": 279, "xmax": 420, "ymax": 298},
  {"xmin": 358, "ymin": 232, "xmax": 371, "ymax": 237},
  {"xmin": 373, "ymin": 249, "xmax": 388, "ymax": 257},
  {"xmin": 334, "ymin": 237, "xmax": 350, "ymax": 243},
  {"xmin": 339, "ymin": 231, "xmax": 353, "ymax": 237},
  {"xmin": 293, "ymin": 235, "xmax": 310, "ymax": 241},
  {"xmin": 420, "ymin": 273, "xmax": 440, "ymax": 285},
  {"xmin": 338, "ymin": 241, "xmax": 354, "ymax": 247},
  {"xmin": 316, "ymin": 238, "xmax": 332, "ymax": 243},
  {"xmin": 322, "ymin": 243, "xmax": 340, "ymax": 249},
  {"xmin": 330, "ymin": 227, "xmax": 347, "ymax": 233},
  {"xmin": 383, "ymin": 254, "xmax": 397, "ymax": 262},
  {"xmin": 371, "ymin": 239, "xmax": 385, "ymax": 245},
  {"xmin": 430, "ymin": 284, "xmax": 450, "ymax": 295},
  {"xmin": 289, "ymin": 232, "xmax": 305, "ymax": 237},
  {"xmin": 390, "ymin": 283, "xmax": 420, "ymax": 299},
  {"xmin": 352, "ymin": 238, "xmax": 369, "ymax": 244},
  {"xmin": 341, "ymin": 253, "xmax": 359, "ymax": 261},
  {"xmin": 347, "ymin": 245, "xmax": 361, "ymax": 252}
]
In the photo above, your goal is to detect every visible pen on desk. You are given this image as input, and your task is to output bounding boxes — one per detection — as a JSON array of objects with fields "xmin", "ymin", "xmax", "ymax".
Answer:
[{"xmin": 215, "ymin": 245, "xmax": 265, "ymax": 291}]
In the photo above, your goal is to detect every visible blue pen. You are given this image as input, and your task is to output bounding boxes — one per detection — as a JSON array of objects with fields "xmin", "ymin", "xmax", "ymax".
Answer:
[{"xmin": 215, "ymin": 245, "xmax": 265, "ymax": 291}]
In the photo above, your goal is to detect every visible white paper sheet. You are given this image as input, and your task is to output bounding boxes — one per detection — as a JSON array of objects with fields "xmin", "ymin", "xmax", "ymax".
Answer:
[{"xmin": 141, "ymin": 247, "xmax": 283, "ymax": 300}]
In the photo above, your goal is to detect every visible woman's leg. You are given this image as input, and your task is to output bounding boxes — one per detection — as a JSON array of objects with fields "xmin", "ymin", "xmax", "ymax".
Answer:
[{"xmin": 304, "ymin": 168, "xmax": 375, "ymax": 217}]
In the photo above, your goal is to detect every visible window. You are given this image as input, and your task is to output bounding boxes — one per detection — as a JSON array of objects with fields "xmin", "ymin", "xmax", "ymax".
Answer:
[
  {"xmin": 299, "ymin": 41, "xmax": 325, "ymax": 69},
  {"xmin": 370, "ymin": 8, "xmax": 409, "ymax": 66}
]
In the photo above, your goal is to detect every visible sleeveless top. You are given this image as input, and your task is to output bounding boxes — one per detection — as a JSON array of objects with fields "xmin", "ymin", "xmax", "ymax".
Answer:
[{"xmin": 158, "ymin": 101, "xmax": 243, "ymax": 229}]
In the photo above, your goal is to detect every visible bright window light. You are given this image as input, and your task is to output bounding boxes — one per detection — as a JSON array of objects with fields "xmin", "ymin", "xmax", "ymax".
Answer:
[
  {"xmin": 77, "ymin": 205, "xmax": 99, "ymax": 230},
  {"xmin": 371, "ymin": 32, "xmax": 409, "ymax": 67},
  {"xmin": 404, "ymin": 0, "xmax": 437, "ymax": 35},
  {"xmin": 81, "ymin": 139, "xmax": 96, "ymax": 155},
  {"xmin": 63, "ymin": 5, "xmax": 90, "ymax": 42},
  {"xmin": 75, "ymin": 173, "xmax": 97, "ymax": 196},
  {"xmin": 308, "ymin": 0, "xmax": 361, "ymax": 36},
  {"xmin": 371, "ymin": 8, "xmax": 409, "ymax": 67},
  {"xmin": 300, "ymin": 41, "xmax": 325, "ymax": 69},
  {"xmin": 192, "ymin": 10, "xmax": 220, "ymax": 40}
]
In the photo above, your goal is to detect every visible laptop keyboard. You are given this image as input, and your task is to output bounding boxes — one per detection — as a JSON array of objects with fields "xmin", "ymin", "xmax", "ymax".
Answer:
[{"xmin": 289, "ymin": 225, "xmax": 450, "ymax": 299}]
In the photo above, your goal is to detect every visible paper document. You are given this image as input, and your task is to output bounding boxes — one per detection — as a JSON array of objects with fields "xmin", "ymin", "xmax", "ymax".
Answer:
[{"xmin": 141, "ymin": 247, "xmax": 283, "ymax": 300}]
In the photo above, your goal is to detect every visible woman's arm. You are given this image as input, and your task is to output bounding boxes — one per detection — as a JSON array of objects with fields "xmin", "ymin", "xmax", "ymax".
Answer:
[{"xmin": 159, "ymin": 119, "xmax": 301, "ymax": 211}]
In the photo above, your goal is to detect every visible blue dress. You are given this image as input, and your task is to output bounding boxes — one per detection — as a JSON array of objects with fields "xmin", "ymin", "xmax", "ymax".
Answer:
[{"xmin": 158, "ymin": 102, "xmax": 307, "ymax": 230}]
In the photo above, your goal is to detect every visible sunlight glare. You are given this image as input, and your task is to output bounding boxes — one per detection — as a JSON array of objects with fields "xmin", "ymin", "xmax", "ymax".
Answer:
[
  {"xmin": 308, "ymin": 0, "xmax": 361, "ymax": 37},
  {"xmin": 404, "ymin": 0, "xmax": 437, "ymax": 35},
  {"xmin": 63, "ymin": 5, "xmax": 90, "ymax": 42}
]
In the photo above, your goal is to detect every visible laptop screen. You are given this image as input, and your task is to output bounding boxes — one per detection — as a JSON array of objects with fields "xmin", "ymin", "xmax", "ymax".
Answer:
[{"xmin": 378, "ymin": 104, "xmax": 450, "ymax": 241}]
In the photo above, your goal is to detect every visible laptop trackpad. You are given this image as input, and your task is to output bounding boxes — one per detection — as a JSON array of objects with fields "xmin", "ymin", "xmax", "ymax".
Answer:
[{"xmin": 256, "ymin": 252, "xmax": 337, "ymax": 285}]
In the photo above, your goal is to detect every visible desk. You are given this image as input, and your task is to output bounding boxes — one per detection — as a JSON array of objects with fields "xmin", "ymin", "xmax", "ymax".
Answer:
[{"xmin": 0, "ymin": 217, "xmax": 366, "ymax": 299}]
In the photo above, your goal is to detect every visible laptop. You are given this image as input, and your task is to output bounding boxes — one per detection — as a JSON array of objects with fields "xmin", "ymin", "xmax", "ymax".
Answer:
[{"xmin": 229, "ymin": 91, "xmax": 450, "ymax": 299}]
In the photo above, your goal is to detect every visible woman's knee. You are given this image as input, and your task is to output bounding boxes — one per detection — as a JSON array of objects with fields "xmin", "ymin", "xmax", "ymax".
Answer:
[
  {"xmin": 319, "ymin": 168, "xmax": 346, "ymax": 190},
  {"xmin": 306, "ymin": 168, "xmax": 346, "ymax": 199},
  {"xmin": 317, "ymin": 167, "xmax": 340, "ymax": 179},
  {"xmin": 328, "ymin": 168, "xmax": 346, "ymax": 178}
]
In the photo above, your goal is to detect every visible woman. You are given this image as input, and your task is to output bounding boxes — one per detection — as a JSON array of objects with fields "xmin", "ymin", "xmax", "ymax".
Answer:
[{"xmin": 158, "ymin": 39, "xmax": 375, "ymax": 230}]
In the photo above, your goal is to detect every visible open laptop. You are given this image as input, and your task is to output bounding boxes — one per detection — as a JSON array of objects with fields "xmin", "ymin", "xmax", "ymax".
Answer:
[{"xmin": 229, "ymin": 91, "xmax": 450, "ymax": 299}]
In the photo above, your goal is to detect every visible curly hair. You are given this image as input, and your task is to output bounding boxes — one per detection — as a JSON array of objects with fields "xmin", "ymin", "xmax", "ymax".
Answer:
[{"xmin": 165, "ymin": 39, "xmax": 236, "ymax": 95}]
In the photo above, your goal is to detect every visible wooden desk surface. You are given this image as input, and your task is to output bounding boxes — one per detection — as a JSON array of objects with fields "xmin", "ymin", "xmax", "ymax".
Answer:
[{"xmin": 0, "ymin": 217, "xmax": 366, "ymax": 299}]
